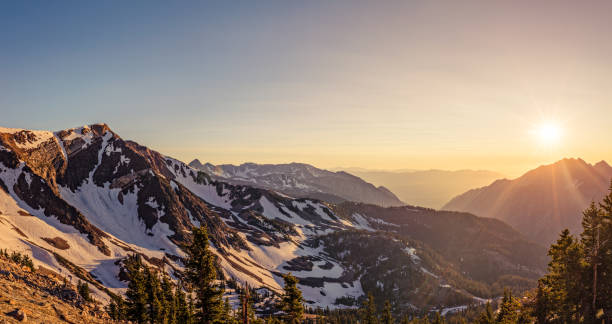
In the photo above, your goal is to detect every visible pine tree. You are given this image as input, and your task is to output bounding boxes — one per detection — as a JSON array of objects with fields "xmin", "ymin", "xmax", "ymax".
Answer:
[
  {"xmin": 381, "ymin": 300, "xmax": 394, "ymax": 324},
  {"xmin": 360, "ymin": 293, "xmax": 378, "ymax": 324},
  {"xmin": 581, "ymin": 201, "xmax": 605, "ymax": 319},
  {"xmin": 533, "ymin": 281, "xmax": 550, "ymax": 324},
  {"xmin": 595, "ymin": 182, "xmax": 612, "ymax": 322},
  {"xmin": 496, "ymin": 289, "xmax": 520, "ymax": 324},
  {"xmin": 107, "ymin": 295, "xmax": 127, "ymax": 321},
  {"xmin": 125, "ymin": 254, "xmax": 149, "ymax": 323},
  {"xmin": 239, "ymin": 286, "xmax": 258, "ymax": 324},
  {"xmin": 281, "ymin": 273, "xmax": 304, "ymax": 323},
  {"xmin": 145, "ymin": 267, "xmax": 164, "ymax": 323},
  {"xmin": 185, "ymin": 226, "xmax": 225, "ymax": 324},
  {"xmin": 176, "ymin": 283, "xmax": 193, "ymax": 324},
  {"xmin": 476, "ymin": 302, "xmax": 494, "ymax": 324},
  {"xmin": 77, "ymin": 280, "xmax": 91, "ymax": 302},
  {"xmin": 162, "ymin": 275, "xmax": 177, "ymax": 324},
  {"xmin": 540, "ymin": 229, "xmax": 585, "ymax": 323},
  {"xmin": 432, "ymin": 312, "xmax": 444, "ymax": 324}
]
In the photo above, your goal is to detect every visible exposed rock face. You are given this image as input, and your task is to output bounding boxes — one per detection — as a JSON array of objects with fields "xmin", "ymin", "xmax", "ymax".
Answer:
[
  {"xmin": 189, "ymin": 160, "xmax": 405, "ymax": 207},
  {"xmin": 443, "ymin": 158, "xmax": 612, "ymax": 244},
  {"xmin": 7, "ymin": 308, "xmax": 27, "ymax": 321},
  {"xmin": 0, "ymin": 124, "xmax": 547, "ymax": 313},
  {"xmin": 0, "ymin": 258, "xmax": 112, "ymax": 323}
]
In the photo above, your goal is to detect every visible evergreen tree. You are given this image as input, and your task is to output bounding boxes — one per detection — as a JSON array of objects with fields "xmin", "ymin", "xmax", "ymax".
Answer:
[
  {"xmin": 581, "ymin": 201, "xmax": 605, "ymax": 320},
  {"xmin": 432, "ymin": 312, "xmax": 444, "ymax": 324},
  {"xmin": 381, "ymin": 300, "xmax": 394, "ymax": 324},
  {"xmin": 239, "ymin": 286, "xmax": 258, "ymax": 324},
  {"xmin": 176, "ymin": 284, "xmax": 193, "ymax": 324},
  {"xmin": 185, "ymin": 226, "xmax": 225, "ymax": 324},
  {"xmin": 281, "ymin": 273, "xmax": 304, "ymax": 323},
  {"xmin": 125, "ymin": 254, "xmax": 149, "ymax": 323},
  {"xmin": 595, "ymin": 183, "xmax": 612, "ymax": 322},
  {"xmin": 145, "ymin": 267, "xmax": 164, "ymax": 323},
  {"xmin": 77, "ymin": 280, "xmax": 92, "ymax": 302},
  {"xmin": 476, "ymin": 302, "xmax": 494, "ymax": 324},
  {"xmin": 496, "ymin": 289, "xmax": 520, "ymax": 324},
  {"xmin": 539, "ymin": 229, "xmax": 585, "ymax": 323},
  {"xmin": 360, "ymin": 293, "xmax": 378, "ymax": 324},
  {"xmin": 162, "ymin": 275, "xmax": 177, "ymax": 324},
  {"xmin": 107, "ymin": 295, "xmax": 127, "ymax": 321}
]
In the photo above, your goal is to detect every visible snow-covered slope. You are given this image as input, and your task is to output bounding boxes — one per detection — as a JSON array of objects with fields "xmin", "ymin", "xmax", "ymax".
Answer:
[
  {"xmin": 0, "ymin": 124, "xmax": 545, "ymax": 312},
  {"xmin": 189, "ymin": 160, "xmax": 405, "ymax": 207}
]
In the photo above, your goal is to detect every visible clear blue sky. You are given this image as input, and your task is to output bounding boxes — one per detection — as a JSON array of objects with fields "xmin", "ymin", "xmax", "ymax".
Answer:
[{"xmin": 2, "ymin": 1, "xmax": 612, "ymax": 175}]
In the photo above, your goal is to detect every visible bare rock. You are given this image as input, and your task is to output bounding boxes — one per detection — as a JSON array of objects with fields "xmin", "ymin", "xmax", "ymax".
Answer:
[{"xmin": 6, "ymin": 308, "xmax": 27, "ymax": 321}]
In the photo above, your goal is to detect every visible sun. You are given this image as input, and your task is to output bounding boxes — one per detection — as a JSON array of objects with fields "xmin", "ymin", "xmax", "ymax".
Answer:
[{"xmin": 535, "ymin": 122, "xmax": 563, "ymax": 145}]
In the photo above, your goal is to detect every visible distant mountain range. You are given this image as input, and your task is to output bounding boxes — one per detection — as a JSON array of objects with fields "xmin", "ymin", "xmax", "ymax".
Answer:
[
  {"xmin": 0, "ymin": 123, "xmax": 545, "ymax": 312},
  {"xmin": 443, "ymin": 158, "xmax": 612, "ymax": 245},
  {"xmin": 189, "ymin": 160, "xmax": 405, "ymax": 207},
  {"xmin": 339, "ymin": 168, "xmax": 503, "ymax": 209}
]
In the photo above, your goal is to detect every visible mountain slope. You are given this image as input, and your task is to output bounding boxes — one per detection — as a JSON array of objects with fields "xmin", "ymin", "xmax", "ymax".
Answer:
[
  {"xmin": 189, "ymin": 160, "xmax": 405, "ymax": 207},
  {"xmin": 443, "ymin": 158, "xmax": 612, "ymax": 244},
  {"xmin": 342, "ymin": 168, "xmax": 503, "ymax": 209},
  {"xmin": 0, "ymin": 124, "xmax": 546, "ymax": 313}
]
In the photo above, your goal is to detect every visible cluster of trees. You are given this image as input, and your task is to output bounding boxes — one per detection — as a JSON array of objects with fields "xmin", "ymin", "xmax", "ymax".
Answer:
[
  {"xmin": 77, "ymin": 280, "xmax": 92, "ymax": 302},
  {"xmin": 309, "ymin": 185, "xmax": 612, "ymax": 324},
  {"xmin": 0, "ymin": 248, "xmax": 35, "ymax": 271},
  {"xmin": 107, "ymin": 225, "xmax": 305, "ymax": 324},
  {"xmin": 530, "ymin": 184, "xmax": 612, "ymax": 323},
  {"xmin": 107, "ymin": 185, "xmax": 612, "ymax": 323},
  {"xmin": 447, "ymin": 184, "xmax": 612, "ymax": 324}
]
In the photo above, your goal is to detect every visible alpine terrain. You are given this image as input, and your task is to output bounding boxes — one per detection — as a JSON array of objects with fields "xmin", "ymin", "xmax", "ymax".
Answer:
[
  {"xmin": 189, "ymin": 160, "xmax": 405, "ymax": 207},
  {"xmin": 0, "ymin": 124, "xmax": 545, "ymax": 316}
]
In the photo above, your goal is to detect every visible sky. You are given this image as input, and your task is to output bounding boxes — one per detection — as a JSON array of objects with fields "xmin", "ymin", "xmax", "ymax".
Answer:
[{"xmin": 2, "ymin": 1, "xmax": 611, "ymax": 177}]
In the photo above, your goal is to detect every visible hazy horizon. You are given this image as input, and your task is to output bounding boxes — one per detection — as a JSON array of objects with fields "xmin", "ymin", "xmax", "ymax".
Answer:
[{"xmin": 3, "ymin": 1, "xmax": 612, "ymax": 176}]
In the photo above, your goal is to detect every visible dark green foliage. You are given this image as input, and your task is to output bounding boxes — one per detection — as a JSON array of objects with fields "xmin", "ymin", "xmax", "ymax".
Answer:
[
  {"xmin": 281, "ymin": 273, "xmax": 304, "ymax": 323},
  {"xmin": 185, "ymin": 226, "xmax": 225, "ymax": 324},
  {"xmin": 381, "ymin": 300, "xmax": 394, "ymax": 324},
  {"xmin": 495, "ymin": 290, "xmax": 520, "ymax": 324},
  {"xmin": 77, "ymin": 280, "xmax": 92, "ymax": 302},
  {"xmin": 107, "ymin": 294, "xmax": 128, "ymax": 320},
  {"xmin": 432, "ymin": 312, "xmax": 444, "ymax": 324},
  {"xmin": 176, "ymin": 281, "xmax": 193, "ymax": 324},
  {"xmin": 117, "ymin": 253, "xmax": 195, "ymax": 323},
  {"xmin": 476, "ymin": 302, "xmax": 494, "ymax": 324},
  {"xmin": 360, "ymin": 293, "xmax": 378, "ymax": 324},
  {"xmin": 145, "ymin": 267, "xmax": 164, "ymax": 323},
  {"xmin": 125, "ymin": 254, "xmax": 150, "ymax": 323},
  {"xmin": 0, "ymin": 249, "xmax": 35, "ymax": 272},
  {"xmin": 239, "ymin": 286, "xmax": 261, "ymax": 324}
]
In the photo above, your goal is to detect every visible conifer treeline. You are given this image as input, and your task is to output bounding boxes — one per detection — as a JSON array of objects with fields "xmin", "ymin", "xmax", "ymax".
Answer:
[
  {"xmin": 107, "ymin": 183, "xmax": 612, "ymax": 323},
  {"xmin": 106, "ymin": 226, "xmax": 304, "ymax": 324}
]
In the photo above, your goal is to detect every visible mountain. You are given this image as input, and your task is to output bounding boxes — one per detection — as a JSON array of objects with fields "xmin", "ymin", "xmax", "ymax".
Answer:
[
  {"xmin": 341, "ymin": 168, "xmax": 503, "ymax": 209},
  {"xmin": 0, "ymin": 124, "xmax": 545, "ymax": 313},
  {"xmin": 189, "ymin": 160, "xmax": 405, "ymax": 207},
  {"xmin": 443, "ymin": 158, "xmax": 612, "ymax": 245}
]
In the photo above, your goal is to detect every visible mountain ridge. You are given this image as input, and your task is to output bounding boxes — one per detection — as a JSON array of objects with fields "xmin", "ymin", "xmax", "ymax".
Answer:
[
  {"xmin": 189, "ymin": 160, "xmax": 405, "ymax": 207},
  {"xmin": 443, "ymin": 158, "xmax": 612, "ymax": 245},
  {"xmin": 0, "ymin": 123, "xmax": 546, "ymax": 312}
]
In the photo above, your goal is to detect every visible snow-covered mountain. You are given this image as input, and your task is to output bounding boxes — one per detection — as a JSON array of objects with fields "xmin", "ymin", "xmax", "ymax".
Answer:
[
  {"xmin": 443, "ymin": 158, "xmax": 612, "ymax": 245},
  {"xmin": 0, "ymin": 124, "xmax": 545, "ymax": 312},
  {"xmin": 189, "ymin": 160, "xmax": 405, "ymax": 207}
]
